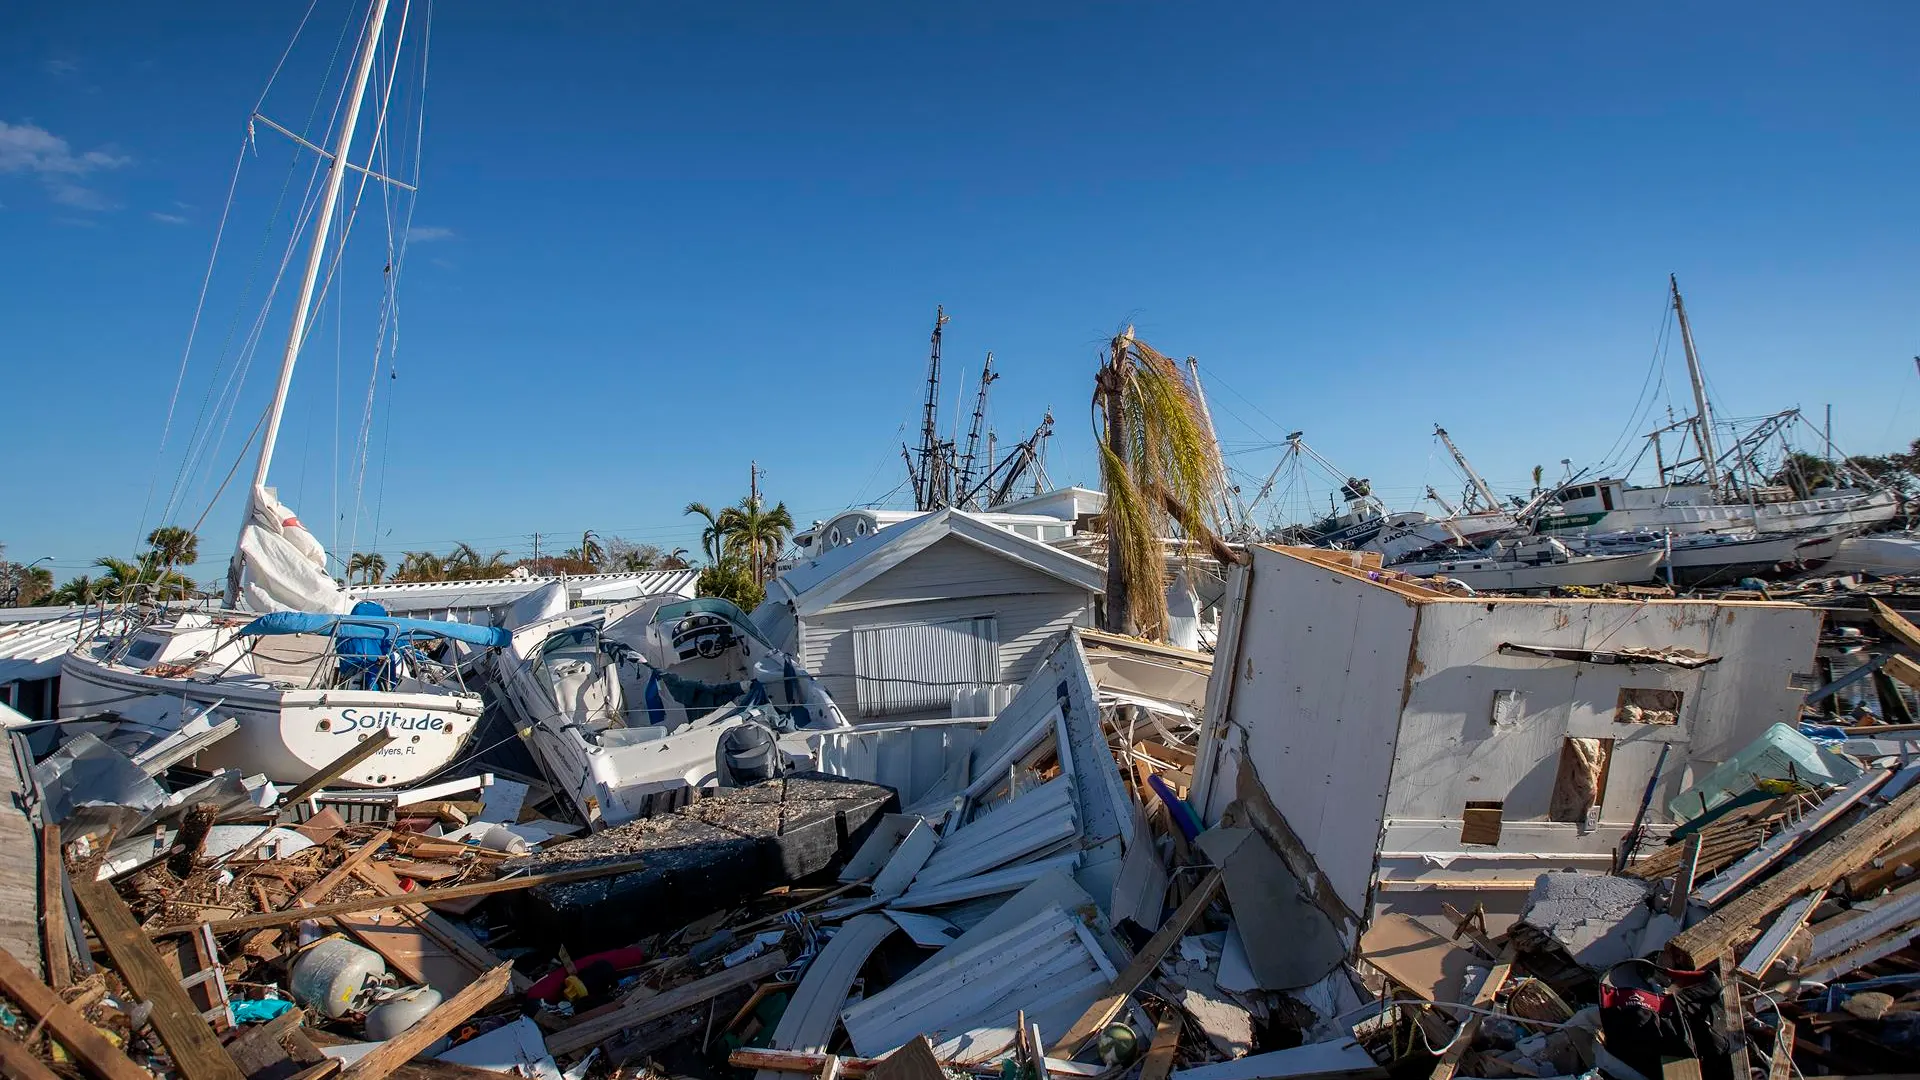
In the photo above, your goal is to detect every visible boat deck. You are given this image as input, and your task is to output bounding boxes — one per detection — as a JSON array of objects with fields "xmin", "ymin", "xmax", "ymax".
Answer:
[{"xmin": 0, "ymin": 734, "xmax": 43, "ymax": 977}]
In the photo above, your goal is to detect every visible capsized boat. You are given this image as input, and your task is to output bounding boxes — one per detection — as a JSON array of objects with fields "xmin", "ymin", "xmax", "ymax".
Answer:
[
  {"xmin": 492, "ymin": 591, "xmax": 849, "ymax": 826},
  {"xmin": 1389, "ymin": 536, "xmax": 1663, "ymax": 593},
  {"xmin": 60, "ymin": 607, "xmax": 496, "ymax": 786}
]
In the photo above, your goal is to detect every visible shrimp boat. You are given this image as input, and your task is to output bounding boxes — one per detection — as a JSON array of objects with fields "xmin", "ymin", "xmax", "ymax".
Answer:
[
  {"xmin": 59, "ymin": 0, "xmax": 488, "ymax": 787},
  {"xmin": 492, "ymin": 589, "xmax": 849, "ymax": 826}
]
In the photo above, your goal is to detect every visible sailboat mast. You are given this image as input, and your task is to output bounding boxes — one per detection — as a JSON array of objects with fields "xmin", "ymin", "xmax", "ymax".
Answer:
[
  {"xmin": 226, "ymin": 0, "xmax": 395, "ymax": 606},
  {"xmin": 1434, "ymin": 426, "xmax": 1499, "ymax": 512},
  {"xmin": 1186, "ymin": 356, "xmax": 1242, "ymax": 534},
  {"xmin": 1670, "ymin": 274, "xmax": 1721, "ymax": 493}
]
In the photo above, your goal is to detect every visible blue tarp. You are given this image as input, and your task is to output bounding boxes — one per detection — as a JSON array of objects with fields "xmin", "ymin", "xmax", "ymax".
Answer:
[{"xmin": 238, "ymin": 610, "xmax": 511, "ymax": 648}]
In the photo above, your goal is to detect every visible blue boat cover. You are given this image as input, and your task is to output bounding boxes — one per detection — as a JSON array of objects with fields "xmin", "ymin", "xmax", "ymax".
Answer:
[{"xmin": 238, "ymin": 610, "xmax": 511, "ymax": 648}]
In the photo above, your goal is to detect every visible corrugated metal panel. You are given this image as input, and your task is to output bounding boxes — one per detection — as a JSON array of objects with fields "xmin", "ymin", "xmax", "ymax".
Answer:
[
  {"xmin": 0, "ymin": 610, "xmax": 125, "ymax": 684},
  {"xmin": 852, "ymin": 616, "xmax": 997, "ymax": 716},
  {"xmin": 354, "ymin": 569, "xmax": 697, "ymax": 619}
]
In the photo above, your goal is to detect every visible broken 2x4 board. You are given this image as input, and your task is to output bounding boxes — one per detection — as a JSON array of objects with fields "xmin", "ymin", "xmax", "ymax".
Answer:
[
  {"xmin": 507, "ymin": 772, "xmax": 895, "ymax": 952},
  {"xmin": 1188, "ymin": 544, "xmax": 1824, "ymax": 937}
]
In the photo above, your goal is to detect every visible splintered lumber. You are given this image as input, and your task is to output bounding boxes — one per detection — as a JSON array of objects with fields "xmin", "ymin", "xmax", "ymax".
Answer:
[
  {"xmin": 68, "ymin": 875, "xmax": 246, "ymax": 1080},
  {"xmin": 0, "ymin": 1026, "xmax": 61, "ymax": 1080},
  {"xmin": 1431, "ymin": 944, "xmax": 1517, "ymax": 1080},
  {"xmin": 272, "ymin": 731, "xmax": 398, "ymax": 814},
  {"xmin": 1884, "ymin": 653, "xmax": 1920, "ymax": 691},
  {"xmin": 242, "ymin": 828, "xmax": 394, "ymax": 957},
  {"xmin": 0, "ymin": 947, "xmax": 150, "ymax": 1080},
  {"xmin": 1871, "ymin": 599, "xmax": 1920, "ymax": 653},
  {"xmin": 307, "ymin": 1030, "xmax": 515, "ymax": 1080},
  {"xmin": 1139, "ymin": 1010, "xmax": 1183, "ymax": 1080},
  {"xmin": 1766, "ymin": 1019, "xmax": 1795, "ymax": 1080},
  {"xmin": 730, "ymin": 1049, "xmax": 889, "ymax": 1077},
  {"xmin": 869, "ymin": 1037, "xmax": 948, "ymax": 1080},
  {"xmin": 37, "ymin": 823, "xmax": 69, "ymax": 992},
  {"xmin": 546, "ymin": 949, "xmax": 790, "ymax": 1056},
  {"xmin": 1667, "ymin": 782, "xmax": 1920, "ymax": 969},
  {"xmin": 153, "ymin": 857, "xmax": 650, "ymax": 936},
  {"xmin": 339, "ymin": 962, "xmax": 513, "ymax": 1080},
  {"xmin": 1718, "ymin": 958, "xmax": 1751, "ymax": 1080},
  {"xmin": 1670, "ymin": 833, "xmax": 1705, "ymax": 916},
  {"xmin": 1047, "ymin": 867, "xmax": 1225, "ymax": 1057}
]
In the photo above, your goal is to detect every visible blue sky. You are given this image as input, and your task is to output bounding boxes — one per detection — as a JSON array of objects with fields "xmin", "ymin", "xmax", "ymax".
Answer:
[{"xmin": 3, "ymin": 1, "xmax": 1916, "ymax": 585}]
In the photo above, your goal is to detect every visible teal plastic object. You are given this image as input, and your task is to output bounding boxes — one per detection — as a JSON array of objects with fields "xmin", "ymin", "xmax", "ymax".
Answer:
[{"xmin": 1667, "ymin": 722, "xmax": 1863, "ymax": 823}]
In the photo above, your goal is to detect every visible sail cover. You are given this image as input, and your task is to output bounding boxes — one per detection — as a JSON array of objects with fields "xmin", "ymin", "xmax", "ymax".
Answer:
[
  {"xmin": 239, "ymin": 610, "xmax": 511, "ymax": 648},
  {"xmin": 236, "ymin": 485, "xmax": 353, "ymax": 614}
]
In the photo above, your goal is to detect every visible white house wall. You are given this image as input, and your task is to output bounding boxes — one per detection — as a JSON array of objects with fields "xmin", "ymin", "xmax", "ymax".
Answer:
[
  {"xmin": 1195, "ymin": 548, "xmax": 1415, "ymax": 921},
  {"xmin": 799, "ymin": 537, "xmax": 1094, "ymax": 720},
  {"xmin": 1383, "ymin": 597, "xmax": 1821, "ymax": 853}
]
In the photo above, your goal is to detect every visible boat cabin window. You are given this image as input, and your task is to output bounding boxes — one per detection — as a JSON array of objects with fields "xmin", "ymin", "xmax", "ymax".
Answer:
[{"xmin": 123, "ymin": 638, "xmax": 164, "ymax": 666}]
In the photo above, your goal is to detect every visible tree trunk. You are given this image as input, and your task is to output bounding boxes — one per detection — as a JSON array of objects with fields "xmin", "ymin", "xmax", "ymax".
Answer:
[{"xmin": 1101, "ymin": 360, "xmax": 1133, "ymax": 636}]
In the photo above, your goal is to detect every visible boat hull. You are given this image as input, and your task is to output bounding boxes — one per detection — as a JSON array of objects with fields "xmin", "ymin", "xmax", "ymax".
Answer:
[
  {"xmin": 1661, "ymin": 531, "xmax": 1841, "ymax": 587},
  {"xmin": 58, "ymin": 652, "xmax": 482, "ymax": 787},
  {"xmin": 1396, "ymin": 550, "xmax": 1664, "ymax": 592}
]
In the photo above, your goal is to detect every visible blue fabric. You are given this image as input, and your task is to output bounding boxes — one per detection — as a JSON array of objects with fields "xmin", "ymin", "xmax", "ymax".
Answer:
[
  {"xmin": 239, "ymin": 610, "xmax": 511, "ymax": 648},
  {"xmin": 337, "ymin": 600, "xmax": 393, "ymax": 689}
]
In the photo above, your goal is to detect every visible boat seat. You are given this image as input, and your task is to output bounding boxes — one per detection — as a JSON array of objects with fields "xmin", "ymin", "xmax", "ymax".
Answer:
[{"xmin": 550, "ymin": 657, "xmax": 623, "ymax": 731}]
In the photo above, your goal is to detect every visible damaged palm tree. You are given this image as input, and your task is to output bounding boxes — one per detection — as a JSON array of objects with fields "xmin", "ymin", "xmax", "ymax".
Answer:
[{"xmin": 1094, "ymin": 328, "xmax": 1234, "ymax": 639}]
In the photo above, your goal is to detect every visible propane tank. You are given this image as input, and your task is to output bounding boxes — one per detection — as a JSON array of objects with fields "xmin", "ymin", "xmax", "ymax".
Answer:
[{"xmin": 290, "ymin": 937, "xmax": 387, "ymax": 1019}]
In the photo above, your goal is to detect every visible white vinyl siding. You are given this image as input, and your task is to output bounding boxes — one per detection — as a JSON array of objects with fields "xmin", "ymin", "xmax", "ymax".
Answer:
[{"xmin": 851, "ymin": 616, "xmax": 997, "ymax": 717}]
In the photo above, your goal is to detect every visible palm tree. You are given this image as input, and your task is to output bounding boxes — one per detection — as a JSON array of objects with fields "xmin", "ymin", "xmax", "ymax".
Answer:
[
  {"xmin": 718, "ymin": 496, "xmax": 794, "ymax": 586},
  {"xmin": 144, "ymin": 525, "xmax": 200, "ymax": 575},
  {"xmin": 50, "ymin": 575, "xmax": 102, "ymax": 605},
  {"xmin": 1093, "ymin": 329, "xmax": 1231, "ymax": 640},
  {"xmin": 684, "ymin": 503, "xmax": 725, "ymax": 564},
  {"xmin": 577, "ymin": 531, "xmax": 604, "ymax": 571},
  {"xmin": 1773, "ymin": 451, "xmax": 1838, "ymax": 498},
  {"xmin": 93, "ymin": 556, "xmax": 144, "ymax": 601},
  {"xmin": 661, "ymin": 548, "xmax": 692, "ymax": 571},
  {"xmin": 348, "ymin": 552, "xmax": 388, "ymax": 586},
  {"xmin": 20, "ymin": 565, "xmax": 53, "ymax": 605},
  {"xmin": 395, "ymin": 551, "xmax": 446, "ymax": 582}
]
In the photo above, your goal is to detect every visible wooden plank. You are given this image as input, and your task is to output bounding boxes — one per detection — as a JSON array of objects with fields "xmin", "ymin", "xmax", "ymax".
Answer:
[
  {"xmin": 224, "ymin": 1006, "xmax": 314, "ymax": 1079},
  {"xmin": 1430, "ymin": 945, "xmax": 1516, "ymax": 1080},
  {"xmin": 0, "ymin": 737, "xmax": 44, "ymax": 981},
  {"xmin": 70, "ymin": 874, "xmax": 245, "ymax": 1080},
  {"xmin": 339, "ymin": 962, "xmax": 512, "ymax": 1080},
  {"xmin": 0, "ymin": 946, "xmax": 157, "ymax": 1080},
  {"xmin": 732, "ymin": 1049, "xmax": 888, "ymax": 1077},
  {"xmin": 546, "ymin": 949, "xmax": 790, "ymax": 1056},
  {"xmin": 1438, "ymin": 903, "xmax": 1502, "ymax": 961},
  {"xmin": 1662, "ymin": 1060, "xmax": 1703, "ymax": 1080},
  {"xmin": 1047, "ymin": 867, "xmax": 1224, "ymax": 1057},
  {"xmin": 156, "ymin": 856, "xmax": 649, "ymax": 936},
  {"xmin": 1871, "ymin": 599, "xmax": 1920, "ymax": 654},
  {"xmin": 1668, "ymin": 782, "xmax": 1920, "ymax": 969},
  {"xmin": 1737, "ymin": 889, "xmax": 1826, "ymax": 978},
  {"xmin": 1767, "ymin": 1019, "xmax": 1795, "ymax": 1080},
  {"xmin": 869, "ymin": 1036, "xmax": 948, "ymax": 1080},
  {"xmin": 272, "ymin": 732, "xmax": 398, "ymax": 815},
  {"xmin": 306, "ymin": 1030, "xmax": 515, "ymax": 1080},
  {"xmin": 1670, "ymin": 833, "xmax": 1704, "ymax": 917},
  {"xmin": 38, "ymin": 823, "xmax": 70, "ymax": 992},
  {"xmin": 1139, "ymin": 1010, "xmax": 1183, "ymax": 1080},
  {"xmin": 1718, "ymin": 958, "xmax": 1751, "ymax": 1080}
]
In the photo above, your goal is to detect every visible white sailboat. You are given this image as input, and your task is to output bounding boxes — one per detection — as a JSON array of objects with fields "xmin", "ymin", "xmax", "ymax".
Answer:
[
  {"xmin": 1388, "ymin": 535, "xmax": 1663, "ymax": 593},
  {"xmin": 1535, "ymin": 277, "xmax": 1898, "ymax": 538},
  {"xmin": 60, "ymin": 0, "xmax": 489, "ymax": 788}
]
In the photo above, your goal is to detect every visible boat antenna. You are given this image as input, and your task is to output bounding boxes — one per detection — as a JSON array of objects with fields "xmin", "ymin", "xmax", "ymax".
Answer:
[
  {"xmin": 1670, "ymin": 274, "xmax": 1721, "ymax": 494},
  {"xmin": 911, "ymin": 305, "xmax": 950, "ymax": 511},
  {"xmin": 955, "ymin": 351, "xmax": 997, "ymax": 509},
  {"xmin": 225, "ymin": 0, "xmax": 396, "ymax": 608}
]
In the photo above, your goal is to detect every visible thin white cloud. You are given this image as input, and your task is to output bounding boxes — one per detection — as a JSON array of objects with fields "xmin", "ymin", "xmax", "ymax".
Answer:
[
  {"xmin": 0, "ymin": 120, "xmax": 129, "ymax": 213},
  {"xmin": 44, "ymin": 58, "xmax": 79, "ymax": 78},
  {"xmin": 407, "ymin": 225, "xmax": 456, "ymax": 243},
  {"xmin": 150, "ymin": 210, "xmax": 188, "ymax": 224}
]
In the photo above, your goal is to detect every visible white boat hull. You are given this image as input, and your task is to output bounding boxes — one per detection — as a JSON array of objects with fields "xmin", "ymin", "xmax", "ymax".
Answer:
[
  {"xmin": 59, "ymin": 652, "xmax": 482, "ymax": 787},
  {"xmin": 1394, "ymin": 550, "xmax": 1663, "ymax": 592},
  {"xmin": 1827, "ymin": 534, "xmax": 1920, "ymax": 576}
]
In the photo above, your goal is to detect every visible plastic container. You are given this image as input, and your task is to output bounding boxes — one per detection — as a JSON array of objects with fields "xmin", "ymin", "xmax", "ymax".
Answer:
[
  {"xmin": 1667, "ymin": 722, "xmax": 1864, "ymax": 823},
  {"xmin": 290, "ymin": 937, "xmax": 387, "ymax": 1019}
]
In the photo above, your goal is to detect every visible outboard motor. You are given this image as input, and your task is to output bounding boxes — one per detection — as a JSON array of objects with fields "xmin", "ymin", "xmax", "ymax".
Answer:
[{"xmin": 719, "ymin": 721, "xmax": 781, "ymax": 787}]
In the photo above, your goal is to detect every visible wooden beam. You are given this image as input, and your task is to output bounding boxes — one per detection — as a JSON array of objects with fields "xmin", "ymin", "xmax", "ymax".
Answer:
[
  {"xmin": 1767, "ymin": 1018, "xmax": 1795, "ymax": 1080},
  {"xmin": 339, "ymin": 962, "xmax": 512, "ymax": 1080},
  {"xmin": 0, "ymin": 1025, "xmax": 61, "ymax": 1080},
  {"xmin": 272, "ymin": 731, "xmax": 397, "ymax": 814},
  {"xmin": 1439, "ymin": 902, "xmax": 1503, "ymax": 960},
  {"xmin": 1047, "ymin": 867, "xmax": 1224, "ymax": 1057},
  {"xmin": 731, "ymin": 1049, "xmax": 888, "ymax": 1077},
  {"xmin": 1668, "ymin": 782, "xmax": 1920, "ymax": 969},
  {"xmin": 546, "ymin": 949, "xmax": 790, "ymax": 1056},
  {"xmin": 1431, "ymin": 945, "xmax": 1516, "ymax": 1080},
  {"xmin": 156, "ymin": 856, "xmax": 648, "ymax": 936},
  {"xmin": 1138, "ymin": 1010, "xmax": 1182, "ymax": 1080},
  {"xmin": 0, "ymin": 947, "xmax": 149, "ymax": 1080},
  {"xmin": 1670, "ymin": 833, "xmax": 1705, "ymax": 917},
  {"xmin": 1871, "ymin": 599, "xmax": 1920, "ymax": 654},
  {"xmin": 1718, "ymin": 958, "xmax": 1751, "ymax": 1080},
  {"xmin": 1884, "ymin": 653, "xmax": 1920, "ymax": 692},
  {"xmin": 69, "ymin": 875, "xmax": 245, "ymax": 1080},
  {"xmin": 37, "ymin": 823, "xmax": 69, "ymax": 992}
]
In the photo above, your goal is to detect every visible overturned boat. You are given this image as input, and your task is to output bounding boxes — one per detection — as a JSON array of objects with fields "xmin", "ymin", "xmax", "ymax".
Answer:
[
  {"xmin": 492, "ymin": 591, "xmax": 849, "ymax": 826},
  {"xmin": 60, "ymin": 606, "xmax": 496, "ymax": 786}
]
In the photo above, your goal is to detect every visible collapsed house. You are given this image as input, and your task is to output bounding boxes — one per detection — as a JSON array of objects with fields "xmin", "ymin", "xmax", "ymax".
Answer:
[{"xmin": 1189, "ymin": 545, "xmax": 1825, "ymax": 937}]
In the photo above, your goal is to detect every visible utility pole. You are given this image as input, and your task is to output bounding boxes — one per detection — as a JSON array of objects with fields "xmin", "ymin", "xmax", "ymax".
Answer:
[{"xmin": 531, "ymin": 533, "xmax": 541, "ymax": 561}]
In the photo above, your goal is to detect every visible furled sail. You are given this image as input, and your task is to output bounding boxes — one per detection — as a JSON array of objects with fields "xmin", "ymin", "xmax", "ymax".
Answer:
[{"xmin": 235, "ymin": 485, "xmax": 353, "ymax": 613}]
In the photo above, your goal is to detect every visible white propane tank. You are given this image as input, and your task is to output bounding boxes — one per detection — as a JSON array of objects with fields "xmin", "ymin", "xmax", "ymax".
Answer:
[{"xmin": 290, "ymin": 937, "xmax": 387, "ymax": 1019}]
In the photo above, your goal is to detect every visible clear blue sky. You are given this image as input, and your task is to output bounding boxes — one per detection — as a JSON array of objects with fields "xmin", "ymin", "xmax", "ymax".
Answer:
[{"xmin": 3, "ymin": 1, "xmax": 1916, "ymax": 585}]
